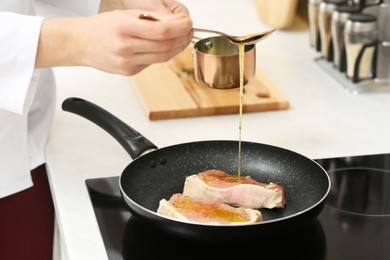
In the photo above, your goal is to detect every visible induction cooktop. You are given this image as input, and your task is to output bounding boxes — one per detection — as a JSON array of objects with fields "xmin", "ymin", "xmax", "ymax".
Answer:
[{"xmin": 86, "ymin": 153, "xmax": 390, "ymax": 260}]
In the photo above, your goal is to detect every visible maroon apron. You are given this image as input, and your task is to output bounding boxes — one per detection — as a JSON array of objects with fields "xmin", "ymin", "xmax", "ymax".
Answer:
[{"xmin": 0, "ymin": 164, "xmax": 54, "ymax": 260}]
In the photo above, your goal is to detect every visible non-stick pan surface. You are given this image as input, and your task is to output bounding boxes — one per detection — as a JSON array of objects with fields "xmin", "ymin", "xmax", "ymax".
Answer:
[{"xmin": 62, "ymin": 97, "xmax": 330, "ymax": 241}]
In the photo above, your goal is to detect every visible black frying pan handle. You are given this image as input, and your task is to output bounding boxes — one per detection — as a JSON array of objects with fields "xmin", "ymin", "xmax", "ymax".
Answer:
[{"xmin": 62, "ymin": 97, "xmax": 157, "ymax": 159}]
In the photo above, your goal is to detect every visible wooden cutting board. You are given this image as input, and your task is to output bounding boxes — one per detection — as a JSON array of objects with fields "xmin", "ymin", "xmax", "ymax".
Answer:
[{"xmin": 130, "ymin": 48, "xmax": 289, "ymax": 120}]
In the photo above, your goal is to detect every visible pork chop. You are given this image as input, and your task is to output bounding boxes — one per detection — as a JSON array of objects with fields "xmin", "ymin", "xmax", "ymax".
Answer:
[
  {"xmin": 182, "ymin": 170, "xmax": 286, "ymax": 209},
  {"xmin": 157, "ymin": 193, "xmax": 263, "ymax": 225}
]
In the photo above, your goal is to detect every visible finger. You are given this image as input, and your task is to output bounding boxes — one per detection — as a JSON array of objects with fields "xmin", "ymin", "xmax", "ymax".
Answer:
[
  {"xmin": 126, "ymin": 45, "xmax": 189, "ymax": 66},
  {"xmin": 134, "ymin": 0, "xmax": 190, "ymax": 16},
  {"xmin": 162, "ymin": 0, "xmax": 190, "ymax": 16},
  {"xmin": 120, "ymin": 10, "xmax": 193, "ymax": 40},
  {"xmin": 119, "ymin": 33, "xmax": 192, "ymax": 55}
]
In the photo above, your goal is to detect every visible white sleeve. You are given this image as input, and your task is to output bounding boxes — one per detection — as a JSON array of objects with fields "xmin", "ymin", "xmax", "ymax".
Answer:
[
  {"xmin": 36, "ymin": 0, "xmax": 100, "ymax": 17},
  {"xmin": 0, "ymin": 12, "xmax": 44, "ymax": 115}
]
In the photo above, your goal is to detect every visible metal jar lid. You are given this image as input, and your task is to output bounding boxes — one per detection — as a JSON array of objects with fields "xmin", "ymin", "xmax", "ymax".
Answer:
[
  {"xmin": 353, "ymin": 0, "xmax": 383, "ymax": 8},
  {"xmin": 320, "ymin": 0, "xmax": 348, "ymax": 14},
  {"xmin": 309, "ymin": 0, "xmax": 322, "ymax": 5},
  {"xmin": 332, "ymin": 4, "xmax": 361, "ymax": 24},
  {"xmin": 345, "ymin": 13, "xmax": 377, "ymax": 34}
]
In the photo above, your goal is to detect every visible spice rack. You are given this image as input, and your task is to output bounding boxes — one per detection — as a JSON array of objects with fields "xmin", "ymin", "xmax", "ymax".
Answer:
[
  {"xmin": 315, "ymin": 57, "xmax": 390, "ymax": 94},
  {"xmin": 309, "ymin": 1, "xmax": 390, "ymax": 94}
]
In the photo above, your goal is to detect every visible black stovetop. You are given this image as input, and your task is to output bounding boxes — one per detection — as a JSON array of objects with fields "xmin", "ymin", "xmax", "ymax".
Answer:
[{"xmin": 86, "ymin": 153, "xmax": 390, "ymax": 260}]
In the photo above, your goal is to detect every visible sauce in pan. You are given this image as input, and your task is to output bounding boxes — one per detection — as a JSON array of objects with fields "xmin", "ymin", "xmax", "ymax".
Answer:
[{"xmin": 173, "ymin": 196, "xmax": 250, "ymax": 223}]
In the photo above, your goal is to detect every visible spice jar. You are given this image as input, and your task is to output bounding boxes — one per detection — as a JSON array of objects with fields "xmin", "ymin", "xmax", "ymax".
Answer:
[
  {"xmin": 331, "ymin": 5, "xmax": 361, "ymax": 71},
  {"xmin": 344, "ymin": 13, "xmax": 378, "ymax": 83},
  {"xmin": 374, "ymin": 3, "xmax": 390, "ymax": 83},
  {"xmin": 308, "ymin": 0, "xmax": 323, "ymax": 51},
  {"xmin": 319, "ymin": 0, "xmax": 347, "ymax": 61}
]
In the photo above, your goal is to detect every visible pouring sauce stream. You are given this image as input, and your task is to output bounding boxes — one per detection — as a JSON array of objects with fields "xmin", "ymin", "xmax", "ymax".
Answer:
[{"xmin": 237, "ymin": 43, "xmax": 244, "ymax": 177}]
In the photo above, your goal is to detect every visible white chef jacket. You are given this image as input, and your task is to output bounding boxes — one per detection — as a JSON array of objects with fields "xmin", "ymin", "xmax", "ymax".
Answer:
[{"xmin": 0, "ymin": 0, "xmax": 100, "ymax": 198}]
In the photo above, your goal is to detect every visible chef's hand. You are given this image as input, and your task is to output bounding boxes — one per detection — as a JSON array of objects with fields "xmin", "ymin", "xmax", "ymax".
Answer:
[
  {"xmin": 100, "ymin": 0, "xmax": 189, "ymax": 16},
  {"xmin": 35, "ymin": 3, "xmax": 193, "ymax": 76},
  {"xmin": 123, "ymin": 0, "xmax": 190, "ymax": 16}
]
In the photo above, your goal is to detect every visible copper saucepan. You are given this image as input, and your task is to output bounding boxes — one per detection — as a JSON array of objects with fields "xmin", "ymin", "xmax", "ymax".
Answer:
[
  {"xmin": 193, "ymin": 36, "xmax": 256, "ymax": 90},
  {"xmin": 138, "ymin": 13, "xmax": 259, "ymax": 90}
]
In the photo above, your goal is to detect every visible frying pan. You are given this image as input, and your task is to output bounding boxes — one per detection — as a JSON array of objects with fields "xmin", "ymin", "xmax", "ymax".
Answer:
[{"xmin": 62, "ymin": 97, "xmax": 331, "ymax": 241}]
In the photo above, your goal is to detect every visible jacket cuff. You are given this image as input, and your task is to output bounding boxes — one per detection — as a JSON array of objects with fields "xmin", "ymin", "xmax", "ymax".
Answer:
[{"xmin": 0, "ymin": 12, "xmax": 44, "ymax": 115}]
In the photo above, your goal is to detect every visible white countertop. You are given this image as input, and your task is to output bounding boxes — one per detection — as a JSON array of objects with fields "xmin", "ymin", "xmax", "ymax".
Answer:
[{"xmin": 45, "ymin": 1, "xmax": 390, "ymax": 259}]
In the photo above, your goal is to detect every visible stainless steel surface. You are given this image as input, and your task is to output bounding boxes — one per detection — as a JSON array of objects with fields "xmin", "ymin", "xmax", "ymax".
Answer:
[
  {"xmin": 374, "ymin": 4, "xmax": 390, "ymax": 83},
  {"xmin": 86, "ymin": 153, "xmax": 390, "ymax": 259},
  {"xmin": 138, "ymin": 12, "xmax": 271, "ymax": 90},
  {"xmin": 331, "ymin": 5, "xmax": 361, "ymax": 70},
  {"xmin": 345, "ymin": 14, "xmax": 378, "ymax": 32},
  {"xmin": 319, "ymin": 0, "xmax": 347, "ymax": 60},
  {"xmin": 314, "ymin": 2, "xmax": 390, "ymax": 93},
  {"xmin": 193, "ymin": 36, "xmax": 256, "ymax": 89},
  {"xmin": 353, "ymin": 0, "xmax": 382, "ymax": 9},
  {"xmin": 345, "ymin": 13, "xmax": 378, "ymax": 82},
  {"xmin": 308, "ymin": 0, "xmax": 323, "ymax": 51},
  {"xmin": 138, "ymin": 13, "xmax": 275, "ymax": 46},
  {"xmin": 315, "ymin": 57, "xmax": 390, "ymax": 93},
  {"xmin": 193, "ymin": 27, "xmax": 276, "ymax": 46}
]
